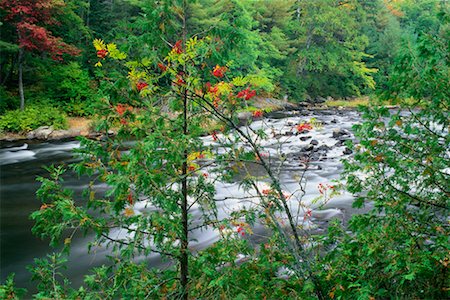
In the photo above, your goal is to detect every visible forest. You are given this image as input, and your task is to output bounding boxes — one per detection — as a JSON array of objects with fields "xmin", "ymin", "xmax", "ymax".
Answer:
[{"xmin": 0, "ymin": 0, "xmax": 449, "ymax": 299}]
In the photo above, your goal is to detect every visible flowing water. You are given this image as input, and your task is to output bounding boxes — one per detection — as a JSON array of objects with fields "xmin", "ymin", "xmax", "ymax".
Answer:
[{"xmin": 0, "ymin": 109, "xmax": 369, "ymax": 292}]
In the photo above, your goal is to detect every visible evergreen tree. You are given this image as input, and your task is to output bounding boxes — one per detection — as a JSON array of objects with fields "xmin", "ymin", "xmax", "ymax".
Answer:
[{"xmin": 285, "ymin": 0, "xmax": 375, "ymax": 100}]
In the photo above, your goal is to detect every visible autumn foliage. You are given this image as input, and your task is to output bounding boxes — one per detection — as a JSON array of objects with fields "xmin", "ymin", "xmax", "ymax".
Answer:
[{"xmin": 0, "ymin": 0, "xmax": 80, "ymax": 60}]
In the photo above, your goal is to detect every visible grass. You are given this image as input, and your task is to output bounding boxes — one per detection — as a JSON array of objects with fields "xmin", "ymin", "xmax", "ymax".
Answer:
[
  {"xmin": 325, "ymin": 97, "xmax": 370, "ymax": 108},
  {"xmin": 324, "ymin": 96, "xmax": 398, "ymax": 108}
]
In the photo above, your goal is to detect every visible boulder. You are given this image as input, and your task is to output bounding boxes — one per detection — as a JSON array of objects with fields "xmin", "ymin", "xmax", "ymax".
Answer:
[
  {"xmin": 28, "ymin": 126, "xmax": 54, "ymax": 140},
  {"xmin": 297, "ymin": 102, "xmax": 310, "ymax": 108},
  {"xmin": 332, "ymin": 128, "xmax": 350, "ymax": 139},
  {"xmin": 88, "ymin": 132, "xmax": 102, "ymax": 139},
  {"xmin": 48, "ymin": 129, "xmax": 81, "ymax": 140},
  {"xmin": 318, "ymin": 144, "xmax": 331, "ymax": 151},
  {"xmin": 315, "ymin": 96, "xmax": 327, "ymax": 103},
  {"xmin": 237, "ymin": 111, "xmax": 253, "ymax": 125},
  {"xmin": 284, "ymin": 131, "xmax": 294, "ymax": 136},
  {"xmin": 343, "ymin": 147, "xmax": 353, "ymax": 155},
  {"xmin": 304, "ymin": 94, "xmax": 313, "ymax": 103},
  {"xmin": 301, "ymin": 144, "xmax": 314, "ymax": 152},
  {"xmin": 310, "ymin": 139, "xmax": 319, "ymax": 146},
  {"xmin": 299, "ymin": 136, "xmax": 311, "ymax": 141}
]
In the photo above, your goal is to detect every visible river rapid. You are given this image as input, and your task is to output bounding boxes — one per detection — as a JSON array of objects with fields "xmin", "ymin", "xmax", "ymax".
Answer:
[{"xmin": 0, "ymin": 109, "xmax": 368, "ymax": 292}]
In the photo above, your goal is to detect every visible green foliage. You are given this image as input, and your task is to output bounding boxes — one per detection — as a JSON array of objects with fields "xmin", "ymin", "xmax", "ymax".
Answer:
[
  {"xmin": 22, "ymin": 35, "xmax": 327, "ymax": 299},
  {"xmin": 41, "ymin": 62, "xmax": 98, "ymax": 116},
  {"xmin": 0, "ymin": 105, "xmax": 67, "ymax": 133},
  {"xmin": 2, "ymin": 1, "xmax": 450, "ymax": 298},
  {"xmin": 285, "ymin": 0, "xmax": 376, "ymax": 99},
  {"xmin": 0, "ymin": 86, "xmax": 17, "ymax": 114},
  {"xmin": 316, "ymin": 7, "xmax": 450, "ymax": 299},
  {"xmin": 0, "ymin": 274, "xmax": 27, "ymax": 300},
  {"xmin": 190, "ymin": 239, "xmax": 313, "ymax": 299}
]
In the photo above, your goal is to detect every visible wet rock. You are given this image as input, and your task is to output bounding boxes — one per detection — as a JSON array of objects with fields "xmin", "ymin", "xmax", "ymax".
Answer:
[
  {"xmin": 297, "ymin": 102, "xmax": 310, "ymax": 108},
  {"xmin": 299, "ymin": 136, "xmax": 311, "ymax": 141},
  {"xmin": 296, "ymin": 129, "xmax": 311, "ymax": 136},
  {"xmin": 301, "ymin": 144, "xmax": 314, "ymax": 152},
  {"xmin": 310, "ymin": 139, "xmax": 319, "ymax": 146},
  {"xmin": 315, "ymin": 96, "xmax": 327, "ymax": 103},
  {"xmin": 304, "ymin": 94, "xmax": 313, "ymax": 103},
  {"xmin": 332, "ymin": 128, "xmax": 350, "ymax": 139},
  {"xmin": 48, "ymin": 129, "xmax": 81, "ymax": 140},
  {"xmin": 343, "ymin": 147, "xmax": 353, "ymax": 155},
  {"xmin": 335, "ymin": 141, "xmax": 343, "ymax": 147},
  {"xmin": 28, "ymin": 126, "xmax": 54, "ymax": 140},
  {"xmin": 237, "ymin": 111, "xmax": 252, "ymax": 124},
  {"xmin": 88, "ymin": 132, "xmax": 102, "ymax": 139},
  {"xmin": 284, "ymin": 131, "xmax": 294, "ymax": 136},
  {"xmin": 317, "ymin": 144, "xmax": 331, "ymax": 151},
  {"xmin": 311, "ymin": 153, "xmax": 321, "ymax": 160},
  {"xmin": 331, "ymin": 118, "xmax": 338, "ymax": 124}
]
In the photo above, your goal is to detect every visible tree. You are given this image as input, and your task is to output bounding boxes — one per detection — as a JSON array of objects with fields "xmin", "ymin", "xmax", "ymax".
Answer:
[
  {"xmin": 318, "ymin": 5, "xmax": 449, "ymax": 298},
  {"xmin": 16, "ymin": 1, "xmax": 330, "ymax": 296},
  {"xmin": 0, "ymin": 0, "xmax": 80, "ymax": 110},
  {"xmin": 285, "ymin": 0, "xmax": 376, "ymax": 99},
  {"xmin": 27, "ymin": 7, "xmax": 273, "ymax": 295}
]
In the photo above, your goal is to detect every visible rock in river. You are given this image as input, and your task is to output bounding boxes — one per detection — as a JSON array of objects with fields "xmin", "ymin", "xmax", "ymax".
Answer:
[{"xmin": 332, "ymin": 128, "xmax": 350, "ymax": 139}]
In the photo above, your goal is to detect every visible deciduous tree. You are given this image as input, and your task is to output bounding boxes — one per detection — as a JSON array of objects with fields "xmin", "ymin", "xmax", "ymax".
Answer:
[{"xmin": 0, "ymin": 0, "xmax": 80, "ymax": 109}]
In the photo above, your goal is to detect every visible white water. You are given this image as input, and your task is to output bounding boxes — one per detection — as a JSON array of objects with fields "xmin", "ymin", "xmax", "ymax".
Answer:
[{"xmin": 1, "ymin": 109, "xmax": 368, "ymax": 290}]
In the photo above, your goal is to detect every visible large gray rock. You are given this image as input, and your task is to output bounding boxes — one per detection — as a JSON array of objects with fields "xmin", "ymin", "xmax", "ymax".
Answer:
[
  {"xmin": 304, "ymin": 94, "xmax": 313, "ymax": 103},
  {"xmin": 315, "ymin": 96, "xmax": 327, "ymax": 103},
  {"xmin": 301, "ymin": 144, "xmax": 314, "ymax": 152},
  {"xmin": 343, "ymin": 147, "xmax": 353, "ymax": 155},
  {"xmin": 317, "ymin": 144, "xmax": 330, "ymax": 151},
  {"xmin": 299, "ymin": 136, "xmax": 312, "ymax": 141},
  {"xmin": 237, "ymin": 111, "xmax": 252, "ymax": 124},
  {"xmin": 332, "ymin": 128, "xmax": 350, "ymax": 139},
  {"xmin": 28, "ymin": 126, "xmax": 54, "ymax": 140},
  {"xmin": 48, "ymin": 129, "xmax": 81, "ymax": 140}
]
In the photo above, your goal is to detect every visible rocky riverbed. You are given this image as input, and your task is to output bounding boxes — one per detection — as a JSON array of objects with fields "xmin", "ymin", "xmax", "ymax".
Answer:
[{"xmin": 1, "ymin": 108, "xmax": 369, "ymax": 292}]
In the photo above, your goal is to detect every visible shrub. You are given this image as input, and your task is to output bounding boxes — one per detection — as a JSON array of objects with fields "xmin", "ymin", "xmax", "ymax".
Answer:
[
  {"xmin": 317, "ymin": 9, "xmax": 449, "ymax": 299},
  {"xmin": 0, "ymin": 86, "xmax": 18, "ymax": 114},
  {"xmin": 0, "ymin": 105, "xmax": 67, "ymax": 133},
  {"xmin": 43, "ymin": 62, "xmax": 97, "ymax": 116}
]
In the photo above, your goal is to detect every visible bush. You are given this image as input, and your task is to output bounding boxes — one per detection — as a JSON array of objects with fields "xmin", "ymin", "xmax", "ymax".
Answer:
[
  {"xmin": 0, "ymin": 105, "xmax": 68, "ymax": 133},
  {"xmin": 43, "ymin": 62, "xmax": 98, "ymax": 116},
  {"xmin": 317, "ymin": 9, "xmax": 449, "ymax": 299},
  {"xmin": 0, "ymin": 86, "xmax": 18, "ymax": 114}
]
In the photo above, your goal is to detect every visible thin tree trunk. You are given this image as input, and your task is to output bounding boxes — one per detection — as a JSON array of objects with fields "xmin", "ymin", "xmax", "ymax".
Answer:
[
  {"xmin": 18, "ymin": 46, "xmax": 24, "ymax": 111},
  {"xmin": 180, "ymin": 89, "xmax": 188, "ymax": 300},
  {"xmin": 180, "ymin": 1, "xmax": 189, "ymax": 299}
]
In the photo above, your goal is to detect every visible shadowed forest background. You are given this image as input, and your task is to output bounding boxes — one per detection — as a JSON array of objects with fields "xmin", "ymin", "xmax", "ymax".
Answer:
[{"xmin": 0, "ymin": 0, "xmax": 446, "ymax": 120}]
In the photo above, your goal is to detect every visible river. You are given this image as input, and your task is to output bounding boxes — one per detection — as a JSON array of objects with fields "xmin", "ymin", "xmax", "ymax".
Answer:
[{"xmin": 0, "ymin": 109, "xmax": 368, "ymax": 292}]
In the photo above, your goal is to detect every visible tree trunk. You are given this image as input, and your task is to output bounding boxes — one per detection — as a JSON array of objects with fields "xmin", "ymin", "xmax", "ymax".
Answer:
[
  {"xmin": 180, "ymin": 1, "xmax": 189, "ymax": 299},
  {"xmin": 180, "ymin": 102, "xmax": 188, "ymax": 299},
  {"xmin": 18, "ymin": 47, "xmax": 25, "ymax": 110}
]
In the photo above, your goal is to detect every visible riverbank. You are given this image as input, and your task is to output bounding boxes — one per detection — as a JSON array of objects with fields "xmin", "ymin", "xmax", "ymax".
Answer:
[
  {"xmin": 0, "ymin": 97, "xmax": 384, "ymax": 144},
  {"xmin": 0, "ymin": 117, "xmax": 93, "ymax": 143},
  {"xmin": 1, "ymin": 107, "xmax": 363, "ymax": 292}
]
